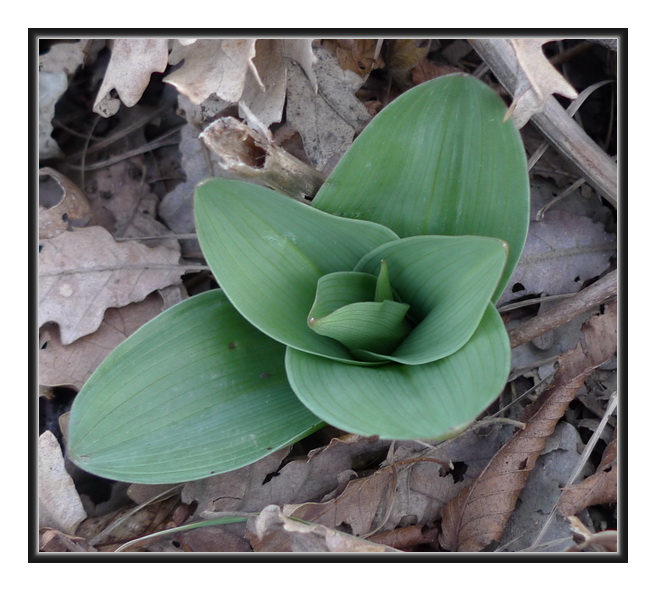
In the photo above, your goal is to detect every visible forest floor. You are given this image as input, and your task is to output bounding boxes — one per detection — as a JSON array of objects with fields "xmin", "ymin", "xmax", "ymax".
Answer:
[{"xmin": 37, "ymin": 37, "xmax": 620, "ymax": 555}]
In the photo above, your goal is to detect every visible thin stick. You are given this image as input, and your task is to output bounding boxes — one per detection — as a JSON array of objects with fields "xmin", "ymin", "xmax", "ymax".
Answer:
[{"xmin": 508, "ymin": 270, "xmax": 617, "ymax": 349}]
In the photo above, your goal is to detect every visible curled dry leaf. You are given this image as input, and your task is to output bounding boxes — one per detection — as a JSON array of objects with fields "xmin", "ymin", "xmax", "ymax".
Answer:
[
  {"xmin": 557, "ymin": 427, "xmax": 617, "ymax": 516},
  {"xmin": 94, "ymin": 39, "xmax": 170, "ymax": 118},
  {"xmin": 39, "ymin": 431, "xmax": 87, "ymax": 535},
  {"xmin": 39, "ymin": 226, "xmax": 183, "ymax": 344},
  {"xmin": 40, "ymin": 528, "xmax": 97, "ymax": 553},
  {"xmin": 506, "ymin": 39, "xmax": 579, "ymax": 128},
  {"xmin": 565, "ymin": 516, "xmax": 617, "ymax": 552},
  {"xmin": 246, "ymin": 505, "xmax": 398, "ymax": 552},
  {"xmin": 439, "ymin": 301, "xmax": 617, "ymax": 552},
  {"xmin": 200, "ymin": 116, "xmax": 326, "ymax": 200},
  {"xmin": 39, "ymin": 168, "xmax": 90, "ymax": 239}
]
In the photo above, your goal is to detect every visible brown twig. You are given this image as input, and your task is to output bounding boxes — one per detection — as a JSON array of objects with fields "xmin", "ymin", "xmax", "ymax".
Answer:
[
  {"xmin": 508, "ymin": 270, "xmax": 617, "ymax": 349},
  {"xmin": 468, "ymin": 39, "xmax": 617, "ymax": 207}
]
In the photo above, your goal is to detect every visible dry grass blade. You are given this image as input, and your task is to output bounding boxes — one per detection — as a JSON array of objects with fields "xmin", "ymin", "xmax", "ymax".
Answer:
[{"xmin": 438, "ymin": 301, "xmax": 617, "ymax": 552}]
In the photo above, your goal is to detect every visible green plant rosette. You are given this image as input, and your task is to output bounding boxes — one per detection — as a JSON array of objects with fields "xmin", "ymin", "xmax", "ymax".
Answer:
[{"xmin": 67, "ymin": 74, "xmax": 529, "ymax": 484}]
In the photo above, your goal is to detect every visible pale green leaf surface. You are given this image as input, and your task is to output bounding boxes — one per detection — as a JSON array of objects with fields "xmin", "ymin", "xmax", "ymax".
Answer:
[
  {"xmin": 195, "ymin": 179, "xmax": 398, "ymax": 364},
  {"xmin": 354, "ymin": 235, "xmax": 507, "ymax": 364},
  {"xmin": 67, "ymin": 290, "xmax": 323, "ymax": 484},
  {"xmin": 286, "ymin": 303, "xmax": 510, "ymax": 440},
  {"xmin": 313, "ymin": 74, "xmax": 529, "ymax": 301}
]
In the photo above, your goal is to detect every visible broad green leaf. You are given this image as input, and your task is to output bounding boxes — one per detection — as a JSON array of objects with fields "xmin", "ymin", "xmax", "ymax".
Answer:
[
  {"xmin": 67, "ymin": 290, "xmax": 323, "ymax": 484},
  {"xmin": 310, "ymin": 299, "xmax": 412, "ymax": 357},
  {"xmin": 313, "ymin": 74, "xmax": 530, "ymax": 302},
  {"xmin": 286, "ymin": 303, "xmax": 510, "ymax": 441},
  {"xmin": 195, "ymin": 179, "xmax": 398, "ymax": 364},
  {"xmin": 354, "ymin": 235, "xmax": 507, "ymax": 365}
]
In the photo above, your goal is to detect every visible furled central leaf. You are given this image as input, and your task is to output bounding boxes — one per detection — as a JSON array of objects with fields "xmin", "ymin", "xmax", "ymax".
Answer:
[
  {"xmin": 307, "ymin": 267, "xmax": 412, "ymax": 358},
  {"xmin": 310, "ymin": 299, "xmax": 412, "ymax": 357}
]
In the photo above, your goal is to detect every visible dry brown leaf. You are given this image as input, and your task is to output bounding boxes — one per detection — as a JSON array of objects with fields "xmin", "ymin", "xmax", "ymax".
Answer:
[
  {"xmin": 183, "ymin": 435, "xmax": 387, "ymax": 517},
  {"xmin": 39, "ymin": 431, "xmax": 87, "ymax": 535},
  {"xmin": 39, "ymin": 292, "xmax": 168, "ymax": 390},
  {"xmin": 40, "ymin": 528, "xmax": 97, "ymax": 552},
  {"xmin": 75, "ymin": 495, "xmax": 182, "ymax": 552},
  {"xmin": 385, "ymin": 39, "xmax": 432, "ymax": 88},
  {"xmin": 439, "ymin": 301, "xmax": 617, "ymax": 552},
  {"xmin": 278, "ymin": 430, "xmax": 515, "ymax": 541},
  {"xmin": 246, "ymin": 505, "xmax": 398, "ymax": 552},
  {"xmin": 83, "ymin": 156, "xmax": 179, "ymax": 248},
  {"xmin": 557, "ymin": 428, "xmax": 617, "ymax": 516},
  {"xmin": 94, "ymin": 39, "xmax": 169, "ymax": 117},
  {"xmin": 237, "ymin": 39, "xmax": 287, "ymax": 128},
  {"xmin": 322, "ymin": 39, "xmax": 384, "ymax": 76},
  {"xmin": 38, "ymin": 226, "xmax": 182, "ymax": 344},
  {"xmin": 507, "ymin": 39, "xmax": 579, "ymax": 128},
  {"xmin": 165, "ymin": 39, "xmax": 257, "ymax": 105},
  {"xmin": 286, "ymin": 45, "xmax": 371, "ymax": 169},
  {"xmin": 285, "ymin": 454, "xmax": 460, "ymax": 539},
  {"xmin": 145, "ymin": 523, "xmax": 252, "ymax": 553},
  {"xmin": 39, "ymin": 168, "xmax": 91, "ymax": 239}
]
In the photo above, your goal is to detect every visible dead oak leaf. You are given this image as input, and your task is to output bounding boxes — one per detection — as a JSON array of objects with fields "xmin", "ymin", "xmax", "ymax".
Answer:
[
  {"xmin": 507, "ymin": 39, "xmax": 579, "ymax": 128},
  {"xmin": 93, "ymin": 39, "xmax": 169, "ymax": 118},
  {"xmin": 39, "ymin": 226, "xmax": 182, "ymax": 345},
  {"xmin": 165, "ymin": 39, "xmax": 258, "ymax": 105},
  {"xmin": 39, "ymin": 292, "xmax": 167, "ymax": 390},
  {"xmin": 286, "ymin": 45, "xmax": 371, "ymax": 169}
]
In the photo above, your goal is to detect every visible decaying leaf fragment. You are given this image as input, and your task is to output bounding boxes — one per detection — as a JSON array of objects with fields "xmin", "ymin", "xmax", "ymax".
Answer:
[
  {"xmin": 39, "ymin": 292, "xmax": 167, "ymax": 390},
  {"xmin": 39, "ymin": 226, "xmax": 182, "ymax": 344},
  {"xmin": 93, "ymin": 39, "xmax": 169, "ymax": 117},
  {"xmin": 39, "ymin": 431, "xmax": 87, "ymax": 535},
  {"xmin": 557, "ymin": 428, "xmax": 617, "ymax": 516},
  {"xmin": 200, "ymin": 116, "xmax": 325, "ymax": 200},
  {"xmin": 39, "ymin": 168, "xmax": 91, "ymax": 239},
  {"xmin": 246, "ymin": 505, "xmax": 399, "ymax": 552},
  {"xmin": 439, "ymin": 302, "xmax": 617, "ymax": 552},
  {"xmin": 321, "ymin": 39, "xmax": 384, "ymax": 76},
  {"xmin": 286, "ymin": 46, "xmax": 371, "ymax": 169},
  {"xmin": 506, "ymin": 39, "xmax": 579, "ymax": 128}
]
